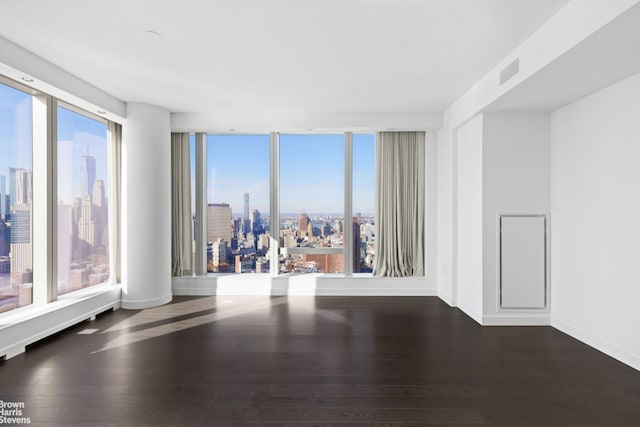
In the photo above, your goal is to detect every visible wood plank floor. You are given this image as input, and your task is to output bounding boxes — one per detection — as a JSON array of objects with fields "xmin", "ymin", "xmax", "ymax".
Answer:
[{"xmin": 1, "ymin": 296, "xmax": 639, "ymax": 426}]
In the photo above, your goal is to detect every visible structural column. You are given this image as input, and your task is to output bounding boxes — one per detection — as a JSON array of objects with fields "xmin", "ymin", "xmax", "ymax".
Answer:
[{"xmin": 121, "ymin": 103, "xmax": 172, "ymax": 308}]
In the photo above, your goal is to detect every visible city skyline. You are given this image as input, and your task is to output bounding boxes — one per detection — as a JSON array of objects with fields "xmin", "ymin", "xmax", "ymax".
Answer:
[
  {"xmin": 57, "ymin": 106, "xmax": 109, "ymax": 204},
  {"xmin": 196, "ymin": 133, "xmax": 375, "ymax": 215},
  {"xmin": 0, "ymin": 87, "xmax": 109, "ymax": 200}
]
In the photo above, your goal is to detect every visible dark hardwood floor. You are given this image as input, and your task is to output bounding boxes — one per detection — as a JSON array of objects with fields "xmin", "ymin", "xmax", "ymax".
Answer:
[{"xmin": 1, "ymin": 296, "xmax": 639, "ymax": 426}]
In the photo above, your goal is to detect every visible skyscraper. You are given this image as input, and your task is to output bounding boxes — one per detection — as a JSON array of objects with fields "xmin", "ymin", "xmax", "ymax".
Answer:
[
  {"xmin": 0, "ymin": 219, "xmax": 8, "ymax": 257},
  {"xmin": 298, "ymin": 213, "xmax": 310, "ymax": 239},
  {"xmin": 80, "ymin": 146, "xmax": 96, "ymax": 197},
  {"xmin": 57, "ymin": 203, "xmax": 72, "ymax": 289},
  {"xmin": 8, "ymin": 168, "xmax": 16, "ymax": 211},
  {"xmin": 250, "ymin": 209, "xmax": 260, "ymax": 233},
  {"xmin": 92, "ymin": 179, "xmax": 108, "ymax": 246},
  {"xmin": 210, "ymin": 238, "xmax": 228, "ymax": 269},
  {"xmin": 14, "ymin": 168, "xmax": 32, "ymax": 205},
  {"xmin": 243, "ymin": 193, "xmax": 250, "ymax": 233},
  {"xmin": 0, "ymin": 175, "xmax": 5, "ymax": 217},
  {"xmin": 207, "ymin": 203, "xmax": 232, "ymax": 243},
  {"xmin": 9, "ymin": 168, "xmax": 32, "ymax": 283},
  {"xmin": 352, "ymin": 216, "xmax": 361, "ymax": 272},
  {"xmin": 77, "ymin": 193, "xmax": 96, "ymax": 259},
  {"xmin": 9, "ymin": 202, "xmax": 31, "ymax": 276}
]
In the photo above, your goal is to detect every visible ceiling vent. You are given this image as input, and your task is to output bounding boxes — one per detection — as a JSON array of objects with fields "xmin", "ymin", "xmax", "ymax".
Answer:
[{"xmin": 500, "ymin": 58, "xmax": 520, "ymax": 85}]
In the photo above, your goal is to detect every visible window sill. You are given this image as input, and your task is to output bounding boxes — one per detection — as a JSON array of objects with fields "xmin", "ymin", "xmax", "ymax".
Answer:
[{"xmin": 172, "ymin": 274, "xmax": 433, "ymax": 297}]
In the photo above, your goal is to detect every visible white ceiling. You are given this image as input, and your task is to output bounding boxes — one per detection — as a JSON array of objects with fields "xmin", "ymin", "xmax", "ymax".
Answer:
[{"xmin": 0, "ymin": 0, "xmax": 569, "ymax": 114}]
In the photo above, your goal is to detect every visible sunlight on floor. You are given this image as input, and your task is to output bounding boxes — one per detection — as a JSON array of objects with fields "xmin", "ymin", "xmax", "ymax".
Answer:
[
  {"xmin": 92, "ymin": 296, "xmax": 288, "ymax": 354},
  {"xmin": 91, "ymin": 296, "xmax": 355, "ymax": 354}
]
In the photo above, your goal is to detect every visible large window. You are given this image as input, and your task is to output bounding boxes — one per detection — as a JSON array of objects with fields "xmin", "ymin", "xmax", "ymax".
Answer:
[
  {"xmin": 187, "ymin": 132, "xmax": 379, "ymax": 277},
  {"xmin": 352, "ymin": 133, "xmax": 375, "ymax": 272},
  {"xmin": 206, "ymin": 134, "xmax": 270, "ymax": 273},
  {"xmin": 279, "ymin": 134, "xmax": 345, "ymax": 273},
  {"xmin": 57, "ymin": 105, "xmax": 110, "ymax": 295},
  {"xmin": 0, "ymin": 81, "xmax": 33, "ymax": 313}
]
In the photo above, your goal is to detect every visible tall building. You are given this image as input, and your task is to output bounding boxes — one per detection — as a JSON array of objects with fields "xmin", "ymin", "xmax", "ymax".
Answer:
[
  {"xmin": 92, "ymin": 179, "xmax": 108, "ymax": 246},
  {"xmin": 0, "ymin": 175, "xmax": 5, "ymax": 217},
  {"xmin": 9, "ymin": 169, "xmax": 32, "ymax": 280},
  {"xmin": 57, "ymin": 203, "xmax": 73, "ymax": 289},
  {"xmin": 2, "ymin": 194, "xmax": 8, "ymax": 220},
  {"xmin": 14, "ymin": 168, "xmax": 32, "ymax": 205},
  {"xmin": 257, "ymin": 233, "xmax": 270, "ymax": 254},
  {"xmin": 80, "ymin": 146, "xmax": 96, "ymax": 197},
  {"xmin": 71, "ymin": 197, "xmax": 82, "ymax": 258},
  {"xmin": 243, "ymin": 193, "xmax": 250, "ymax": 233},
  {"xmin": 0, "ymin": 218, "xmax": 8, "ymax": 257},
  {"xmin": 352, "ymin": 216, "xmax": 361, "ymax": 273},
  {"xmin": 9, "ymin": 202, "xmax": 31, "ymax": 277},
  {"xmin": 207, "ymin": 203, "xmax": 232, "ymax": 243},
  {"xmin": 250, "ymin": 209, "xmax": 260, "ymax": 233},
  {"xmin": 8, "ymin": 168, "xmax": 16, "ymax": 210},
  {"xmin": 210, "ymin": 238, "xmax": 228, "ymax": 268},
  {"xmin": 297, "ymin": 213, "xmax": 310, "ymax": 239},
  {"xmin": 77, "ymin": 193, "xmax": 96, "ymax": 259},
  {"xmin": 321, "ymin": 222, "xmax": 332, "ymax": 237}
]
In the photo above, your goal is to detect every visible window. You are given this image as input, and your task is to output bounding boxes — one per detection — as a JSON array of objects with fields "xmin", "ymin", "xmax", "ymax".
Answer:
[
  {"xmin": 57, "ymin": 105, "xmax": 110, "ymax": 295},
  {"xmin": 190, "ymin": 133, "xmax": 196, "ymax": 273},
  {"xmin": 0, "ymin": 81, "xmax": 33, "ymax": 313},
  {"xmin": 352, "ymin": 133, "xmax": 375, "ymax": 273},
  {"xmin": 279, "ymin": 134, "xmax": 345, "ymax": 274},
  {"xmin": 206, "ymin": 134, "xmax": 270, "ymax": 273},
  {"xmin": 186, "ymin": 132, "xmax": 381, "ymax": 277}
]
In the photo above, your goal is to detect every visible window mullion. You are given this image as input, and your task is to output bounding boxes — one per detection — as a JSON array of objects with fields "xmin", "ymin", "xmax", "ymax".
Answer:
[
  {"xmin": 344, "ymin": 132, "xmax": 353, "ymax": 275},
  {"xmin": 269, "ymin": 132, "xmax": 279, "ymax": 277},
  {"xmin": 32, "ymin": 94, "xmax": 57, "ymax": 304},
  {"xmin": 194, "ymin": 132, "xmax": 207, "ymax": 275}
]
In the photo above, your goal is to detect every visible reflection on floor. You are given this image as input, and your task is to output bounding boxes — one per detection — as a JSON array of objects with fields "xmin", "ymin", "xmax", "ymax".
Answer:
[{"xmin": 1, "ymin": 296, "xmax": 639, "ymax": 425}]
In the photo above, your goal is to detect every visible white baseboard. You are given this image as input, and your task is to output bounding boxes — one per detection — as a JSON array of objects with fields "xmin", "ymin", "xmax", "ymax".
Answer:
[
  {"xmin": 0, "ymin": 285, "xmax": 121, "ymax": 359},
  {"xmin": 438, "ymin": 291, "xmax": 455, "ymax": 307},
  {"xmin": 483, "ymin": 313, "xmax": 550, "ymax": 326},
  {"xmin": 552, "ymin": 316, "xmax": 640, "ymax": 372},
  {"xmin": 121, "ymin": 293, "xmax": 173, "ymax": 309},
  {"xmin": 456, "ymin": 300, "xmax": 483, "ymax": 325},
  {"xmin": 172, "ymin": 275, "xmax": 436, "ymax": 296}
]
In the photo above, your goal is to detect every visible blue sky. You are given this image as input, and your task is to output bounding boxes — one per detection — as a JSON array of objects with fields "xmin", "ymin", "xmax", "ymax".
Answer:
[
  {"xmin": 200, "ymin": 133, "xmax": 375, "ymax": 216},
  {"xmin": 57, "ymin": 106, "xmax": 108, "ymax": 204},
  {"xmin": 3, "ymin": 81, "xmax": 373, "ymax": 215},
  {"xmin": 0, "ymin": 83, "xmax": 108, "ymax": 204},
  {"xmin": 0, "ymin": 83, "xmax": 32, "ymax": 190}
]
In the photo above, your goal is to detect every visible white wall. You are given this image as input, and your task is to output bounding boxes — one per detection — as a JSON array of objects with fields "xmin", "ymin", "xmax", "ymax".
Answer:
[
  {"xmin": 456, "ymin": 114, "xmax": 484, "ymax": 322},
  {"xmin": 482, "ymin": 113, "xmax": 550, "ymax": 323},
  {"xmin": 550, "ymin": 71, "xmax": 640, "ymax": 371},
  {"xmin": 437, "ymin": 127, "xmax": 455, "ymax": 305},
  {"xmin": 446, "ymin": 0, "xmax": 640, "ymax": 128},
  {"xmin": 0, "ymin": 36, "xmax": 125, "ymax": 121},
  {"xmin": 171, "ymin": 111, "xmax": 442, "ymax": 133},
  {"xmin": 121, "ymin": 103, "xmax": 172, "ymax": 309}
]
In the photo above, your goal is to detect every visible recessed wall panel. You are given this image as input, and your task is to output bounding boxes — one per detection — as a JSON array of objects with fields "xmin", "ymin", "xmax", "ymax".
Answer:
[{"xmin": 500, "ymin": 215, "xmax": 546, "ymax": 309}]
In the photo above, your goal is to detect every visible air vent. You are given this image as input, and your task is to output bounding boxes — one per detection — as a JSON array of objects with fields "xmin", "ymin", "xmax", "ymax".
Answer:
[{"xmin": 500, "ymin": 58, "xmax": 519, "ymax": 85}]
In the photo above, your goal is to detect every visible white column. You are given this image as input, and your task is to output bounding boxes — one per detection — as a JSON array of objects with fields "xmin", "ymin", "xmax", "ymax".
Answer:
[{"xmin": 121, "ymin": 103, "xmax": 172, "ymax": 309}]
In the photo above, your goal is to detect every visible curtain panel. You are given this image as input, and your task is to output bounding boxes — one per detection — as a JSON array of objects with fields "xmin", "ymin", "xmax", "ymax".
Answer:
[
  {"xmin": 373, "ymin": 131, "xmax": 425, "ymax": 277},
  {"xmin": 107, "ymin": 121, "xmax": 122, "ymax": 283},
  {"xmin": 171, "ymin": 133, "xmax": 193, "ymax": 276}
]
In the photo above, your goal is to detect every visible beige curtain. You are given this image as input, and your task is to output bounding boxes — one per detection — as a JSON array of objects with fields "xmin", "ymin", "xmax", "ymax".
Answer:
[
  {"xmin": 171, "ymin": 133, "xmax": 193, "ymax": 276},
  {"xmin": 373, "ymin": 131, "xmax": 425, "ymax": 277},
  {"xmin": 107, "ymin": 121, "xmax": 122, "ymax": 283}
]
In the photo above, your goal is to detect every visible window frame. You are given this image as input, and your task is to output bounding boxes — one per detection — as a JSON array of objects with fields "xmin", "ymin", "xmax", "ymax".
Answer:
[
  {"xmin": 191, "ymin": 131, "xmax": 375, "ymax": 278},
  {"xmin": 55, "ymin": 100, "xmax": 111, "ymax": 296},
  {"xmin": 0, "ymin": 74, "xmax": 118, "ymax": 318}
]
